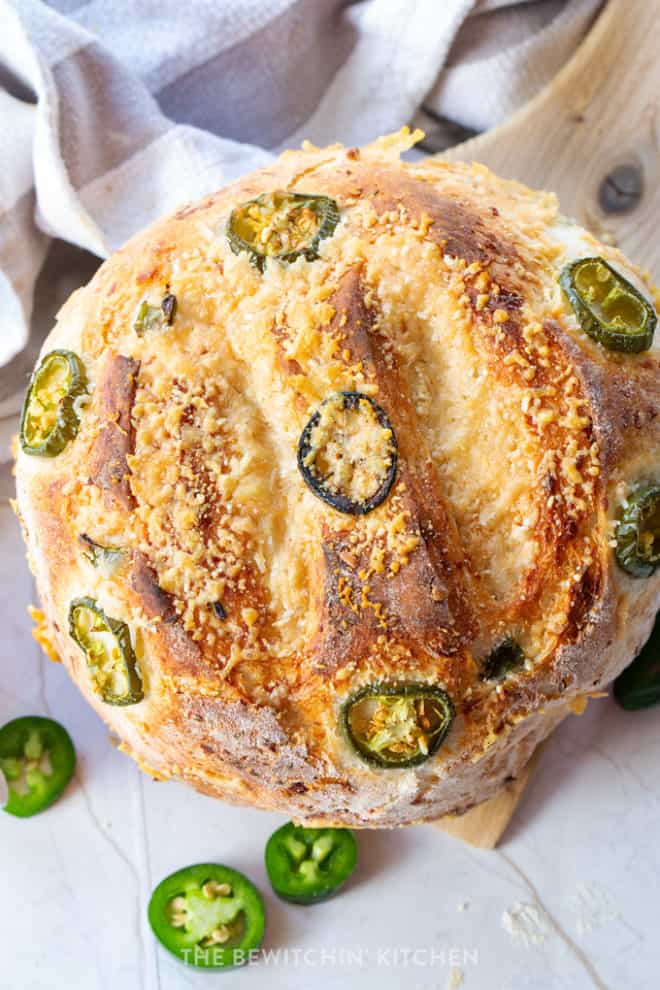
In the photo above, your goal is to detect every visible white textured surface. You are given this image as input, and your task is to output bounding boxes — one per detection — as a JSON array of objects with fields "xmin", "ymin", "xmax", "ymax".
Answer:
[{"xmin": 1, "ymin": 503, "xmax": 659, "ymax": 990}]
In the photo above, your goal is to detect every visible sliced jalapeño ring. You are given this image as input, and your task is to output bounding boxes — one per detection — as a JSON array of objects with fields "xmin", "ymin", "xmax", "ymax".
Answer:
[
  {"xmin": 265, "ymin": 822, "xmax": 357, "ymax": 905},
  {"xmin": 615, "ymin": 484, "xmax": 660, "ymax": 577},
  {"xmin": 148, "ymin": 863, "xmax": 265, "ymax": 969},
  {"xmin": 297, "ymin": 391, "xmax": 398, "ymax": 516},
  {"xmin": 0, "ymin": 716, "xmax": 76, "ymax": 818},
  {"xmin": 69, "ymin": 597, "xmax": 144, "ymax": 705},
  {"xmin": 342, "ymin": 681, "xmax": 455, "ymax": 769},
  {"xmin": 20, "ymin": 349, "xmax": 88, "ymax": 457},
  {"xmin": 559, "ymin": 256, "xmax": 656, "ymax": 353},
  {"xmin": 227, "ymin": 190, "xmax": 339, "ymax": 270}
]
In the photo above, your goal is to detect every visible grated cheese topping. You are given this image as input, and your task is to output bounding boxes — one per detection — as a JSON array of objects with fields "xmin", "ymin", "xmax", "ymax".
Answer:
[{"xmin": 15, "ymin": 133, "xmax": 660, "ymax": 796}]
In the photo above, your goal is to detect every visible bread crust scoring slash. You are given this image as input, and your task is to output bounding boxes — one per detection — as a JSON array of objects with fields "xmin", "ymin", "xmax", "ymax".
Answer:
[{"xmin": 15, "ymin": 130, "xmax": 660, "ymax": 827}]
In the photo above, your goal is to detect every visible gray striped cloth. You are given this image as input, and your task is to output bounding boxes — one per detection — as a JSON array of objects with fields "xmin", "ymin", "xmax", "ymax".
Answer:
[{"xmin": 0, "ymin": 0, "xmax": 601, "ymax": 420}]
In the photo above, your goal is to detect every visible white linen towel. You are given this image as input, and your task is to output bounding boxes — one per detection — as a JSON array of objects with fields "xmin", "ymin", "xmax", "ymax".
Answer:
[{"xmin": 0, "ymin": 0, "xmax": 602, "ymax": 407}]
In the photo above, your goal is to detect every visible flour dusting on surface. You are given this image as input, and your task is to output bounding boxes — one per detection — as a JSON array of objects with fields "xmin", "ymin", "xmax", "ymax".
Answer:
[
  {"xmin": 568, "ymin": 883, "xmax": 621, "ymax": 936},
  {"xmin": 501, "ymin": 901, "xmax": 551, "ymax": 946}
]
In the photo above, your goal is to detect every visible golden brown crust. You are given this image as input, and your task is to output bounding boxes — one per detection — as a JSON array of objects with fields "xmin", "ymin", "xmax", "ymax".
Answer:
[
  {"xmin": 87, "ymin": 354, "xmax": 140, "ymax": 511},
  {"xmin": 16, "ymin": 132, "xmax": 660, "ymax": 826},
  {"xmin": 129, "ymin": 552, "xmax": 177, "ymax": 622},
  {"xmin": 313, "ymin": 267, "xmax": 474, "ymax": 674}
]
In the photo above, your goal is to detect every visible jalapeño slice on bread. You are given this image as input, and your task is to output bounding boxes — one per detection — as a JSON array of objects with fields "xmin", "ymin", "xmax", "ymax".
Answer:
[
  {"xmin": 69, "ymin": 598, "xmax": 144, "ymax": 705},
  {"xmin": 79, "ymin": 534, "xmax": 124, "ymax": 571},
  {"xmin": 134, "ymin": 292, "xmax": 177, "ymax": 336},
  {"xmin": 343, "ymin": 682, "xmax": 455, "ymax": 768},
  {"xmin": 227, "ymin": 191, "xmax": 340, "ymax": 270},
  {"xmin": 20, "ymin": 349, "xmax": 88, "ymax": 457},
  {"xmin": 615, "ymin": 484, "xmax": 660, "ymax": 577},
  {"xmin": 297, "ymin": 392, "xmax": 398, "ymax": 515},
  {"xmin": 560, "ymin": 257, "xmax": 656, "ymax": 353}
]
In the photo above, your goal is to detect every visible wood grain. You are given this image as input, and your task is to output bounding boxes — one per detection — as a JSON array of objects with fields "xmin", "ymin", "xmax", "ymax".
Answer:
[{"xmin": 441, "ymin": 0, "xmax": 660, "ymax": 280}]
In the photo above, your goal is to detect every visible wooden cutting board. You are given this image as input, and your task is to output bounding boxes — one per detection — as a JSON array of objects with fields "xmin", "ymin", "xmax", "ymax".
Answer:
[
  {"xmin": 443, "ymin": 0, "xmax": 660, "ymax": 279},
  {"xmin": 433, "ymin": 0, "xmax": 659, "ymax": 847},
  {"xmin": 434, "ymin": 746, "xmax": 543, "ymax": 849}
]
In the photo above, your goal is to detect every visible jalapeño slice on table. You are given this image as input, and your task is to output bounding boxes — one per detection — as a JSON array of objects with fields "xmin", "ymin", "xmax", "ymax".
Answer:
[
  {"xmin": 69, "ymin": 597, "xmax": 144, "ymax": 705},
  {"xmin": 343, "ymin": 682, "xmax": 455, "ymax": 769},
  {"xmin": 20, "ymin": 349, "xmax": 88, "ymax": 457},
  {"xmin": 134, "ymin": 292, "xmax": 177, "ymax": 336},
  {"xmin": 614, "ymin": 484, "xmax": 660, "ymax": 577},
  {"xmin": 0, "ymin": 716, "xmax": 75, "ymax": 818},
  {"xmin": 482, "ymin": 637, "xmax": 525, "ymax": 681},
  {"xmin": 559, "ymin": 257, "xmax": 656, "ymax": 353},
  {"xmin": 265, "ymin": 822, "xmax": 357, "ymax": 905},
  {"xmin": 227, "ymin": 190, "xmax": 340, "ymax": 270},
  {"xmin": 297, "ymin": 391, "xmax": 398, "ymax": 515},
  {"xmin": 614, "ymin": 612, "xmax": 660, "ymax": 711},
  {"xmin": 148, "ymin": 863, "xmax": 265, "ymax": 970}
]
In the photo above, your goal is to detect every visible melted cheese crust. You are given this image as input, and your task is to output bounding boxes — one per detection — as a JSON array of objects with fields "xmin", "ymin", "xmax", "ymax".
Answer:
[{"xmin": 15, "ymin": 132, "xmax": 660, "ymax": 826}]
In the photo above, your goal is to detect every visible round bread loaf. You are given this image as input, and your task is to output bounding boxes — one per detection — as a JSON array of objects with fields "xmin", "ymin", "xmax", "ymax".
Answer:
[{"xmin": 15, "ymin": 131, "xmax": 660, "ymax": 826}]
